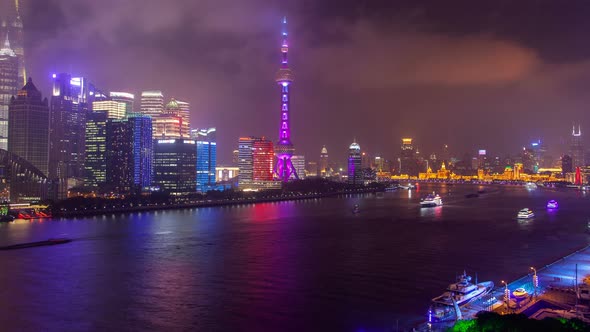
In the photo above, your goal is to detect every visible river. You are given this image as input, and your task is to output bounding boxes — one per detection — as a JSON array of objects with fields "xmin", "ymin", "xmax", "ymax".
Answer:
[{"xmin": 0, "ymin": 184, "xmax": 589, "ymax": 331}]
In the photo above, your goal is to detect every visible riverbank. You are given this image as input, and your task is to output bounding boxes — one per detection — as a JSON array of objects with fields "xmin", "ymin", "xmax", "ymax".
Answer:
[{"xmin": 55, "ymin": 187, "xmax": 381, "ymax": 218}]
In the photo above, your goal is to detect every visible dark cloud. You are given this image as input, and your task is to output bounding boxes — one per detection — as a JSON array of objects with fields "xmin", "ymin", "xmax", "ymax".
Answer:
[{"xmin": 17, "ymin": 0, "xmax": 590, "ymax": 165}]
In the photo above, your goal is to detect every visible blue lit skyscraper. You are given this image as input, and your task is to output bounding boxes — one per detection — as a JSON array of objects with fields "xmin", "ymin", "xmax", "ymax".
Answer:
[
  {"xmin": 128, "ymin": 113, "xmax": 152, "ymax": 191},
  {"xmin": 193, "ymin": 128, "xmax": 217, "ymax": 192}
]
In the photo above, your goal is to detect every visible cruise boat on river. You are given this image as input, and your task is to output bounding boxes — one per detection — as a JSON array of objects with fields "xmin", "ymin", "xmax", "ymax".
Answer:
[
  {"xmin": 517, "ymin": 208, "xmax": 534, "ymax": 219},
  {"xmin": 420, "ymin": 193, "xmax": 442, "ymax": 207},
  {"xmin": 429, "ymin": 272, "xmax": 494, "ymax": 323}
]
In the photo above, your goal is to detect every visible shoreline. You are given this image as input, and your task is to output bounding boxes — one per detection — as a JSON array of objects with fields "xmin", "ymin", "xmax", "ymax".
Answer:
[{"xmin": 55, "ymin": 188, "xmax": 380, "ymax": 218}]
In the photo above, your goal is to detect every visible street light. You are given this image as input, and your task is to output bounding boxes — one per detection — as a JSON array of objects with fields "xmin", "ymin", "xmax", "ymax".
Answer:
[
  {"xmin": 501, "ymin": 280, "xmax": 510, "ymax": 309},
  {"xmin": 531, "ymin": 267, "xmax": 538, "ymax": 297}
]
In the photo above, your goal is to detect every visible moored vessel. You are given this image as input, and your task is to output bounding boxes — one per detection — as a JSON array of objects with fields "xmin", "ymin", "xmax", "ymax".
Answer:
[{"xmin": 429, "ymin": 272, "xmax": 494, "ymax": 323}]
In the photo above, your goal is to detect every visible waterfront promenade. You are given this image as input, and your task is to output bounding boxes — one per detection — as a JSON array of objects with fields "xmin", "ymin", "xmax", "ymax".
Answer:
[{"xmin": 421, "ymin": 244, "xmax": 590, "ymax": 331}]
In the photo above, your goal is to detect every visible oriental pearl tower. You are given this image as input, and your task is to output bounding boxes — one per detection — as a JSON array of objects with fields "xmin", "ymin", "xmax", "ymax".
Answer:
[{"xmin": 274, "ymin": 17, "xmax": 298, "ymax": 181}]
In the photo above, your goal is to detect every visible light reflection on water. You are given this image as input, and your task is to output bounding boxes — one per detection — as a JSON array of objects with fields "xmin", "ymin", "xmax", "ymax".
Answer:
[{"xmin": 0, "ymin": 184, "xmax": 589, "ymax": 331}]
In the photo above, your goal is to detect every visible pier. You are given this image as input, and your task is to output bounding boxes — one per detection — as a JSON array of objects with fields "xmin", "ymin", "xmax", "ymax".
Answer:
[{"xmin": 418, "ymin": 244, "xmax": 590, "ymax": 331}]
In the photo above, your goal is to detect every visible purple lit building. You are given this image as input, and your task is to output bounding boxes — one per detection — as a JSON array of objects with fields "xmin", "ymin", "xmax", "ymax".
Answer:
[{"xmin": 274, "ymin": 17, "xmax": 298, "ymax": 182}]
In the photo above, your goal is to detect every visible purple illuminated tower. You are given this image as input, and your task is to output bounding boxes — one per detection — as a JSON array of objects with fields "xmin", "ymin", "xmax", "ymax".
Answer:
[{"xmin": 274, "ymin": 17, "xmax": 298, "ymax": 181}]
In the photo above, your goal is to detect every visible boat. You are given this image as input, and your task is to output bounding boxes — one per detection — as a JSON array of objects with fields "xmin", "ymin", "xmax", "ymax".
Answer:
[
  {"xmin": 0, "ymin": 215, "xmax": 14, "ymax": 222},
  {"xmin": 384, "ymin": 185, "xmax": 398, "ymax": 192},
  {"xmin": 546, "ymin": 200, "xmax": 558, "ymax": 209},
  {"xmin": 420, "ymin": 192, "xmax": 443, "ymax": 207},
  {"xmin": 0, "ymin": 238, "xmax": 71, "ymax": 251},
  {"xmin": 429, "ymin": 272, "xmax": 494, "ymax": 323},
  {"xmin": 465, "ymin": 193, "xmax": 479, "ymax": 198},
  {"xmin": 517, "ymin": 208, "xmax": 534, "ymax": 219},
  {"xmin": 352, "ymin": 204, "xmax": 360, "ymax": 214}
]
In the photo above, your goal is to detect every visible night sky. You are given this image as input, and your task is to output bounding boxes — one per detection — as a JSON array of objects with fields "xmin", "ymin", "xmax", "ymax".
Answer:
[{"xmin": 6, "ymin": 0, "xmax": 590, "ymax": 165}]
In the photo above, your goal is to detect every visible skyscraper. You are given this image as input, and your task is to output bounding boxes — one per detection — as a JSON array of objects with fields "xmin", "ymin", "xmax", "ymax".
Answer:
[
  {"xmin": 8, "ymin": 78, "xmax": 49, "ymax": 176},
  {"xmin": 0, "ymin": 34, "xmax": 17, "ymax": 150},
  {"xmin": 140, "ymin": 90, "xmax": 164, "ymax": 118},
  {"xmin": 84, "ymin": 111, "xmax": 107, "ymax": 189},
  {"xmin": 292, "ymin": 155, "xmax": 306, "ymax": 180},
  {"xmin": 177, "ymin": 100, "xmax": 191, "ymax": 133},
  {"xmin": 153, "ymin": 99, "xmax": 187, "ymax": 139},
  {"xmin": 570, "ymin": 125, "xmax": 584, "ymax": 169},
  {"xmin": 274, "ymin": 17, "xmax": 298, "ymax": 182},
  {"xmin": 319, "ymin": 145, "xmax": 329, "ymax": 177},
  {"xmin": 562, "ymin": 155, "xmax": 573, "ymax": 176},
  {"xmin": 106, "ymin": 118, "xmax": 132, "ymax": 193},
  {"xmin": 127, "ymin": 113, "xmax": 153, "ymax": 191},
  {"xmin": 104, "ymin": 114, "xmax": 153, "ymax": 194},
  {"xmin": 8, "ymin": 0, "xmax": 25, "ymax": 87},
  {"xmin": 92, "ymin": 100, "xmax": 126, "ymax": 119},
  {"xmin": 238, "ymin": 136, "xmax": 256, "ymax": 187},
  {"xmin": 348, "ymin": 140, "xmax": 362, "ymax": 185},
  {"xmin": 400, "ymin": 138, "xmax": 418, "ymax": 176},
  {"xmin": 110, "ymin": 92, "xmax": 134, "ymax": 114},
  {"xmin": 253, "ymin": 138, "xmax": 274, "ymax": 182},
  {"xmin": 153, "ymin": 139, "xmax": 196, "ymax": 195},
  {"xmin": 194, "ymin": 128, "xmax": 217, "ymax": 192},
  {"xmin": 49, "ymin": 73, "xmax": 96, "ymax": 197}
]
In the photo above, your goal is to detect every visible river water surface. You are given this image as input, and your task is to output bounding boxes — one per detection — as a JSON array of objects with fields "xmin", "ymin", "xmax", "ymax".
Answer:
[{"xmin": 0, "ymin": 184, "xmax": 589, "ymax": 331}]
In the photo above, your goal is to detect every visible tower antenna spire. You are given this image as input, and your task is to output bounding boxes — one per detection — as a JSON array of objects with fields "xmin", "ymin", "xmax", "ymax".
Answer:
[
  {"xmin": 15, "ymin": 0, "xmax": 20, "ymax": 17},
  {"xmin": 274, "ymin": 16, "xmax": 298, "ymax": 182}
]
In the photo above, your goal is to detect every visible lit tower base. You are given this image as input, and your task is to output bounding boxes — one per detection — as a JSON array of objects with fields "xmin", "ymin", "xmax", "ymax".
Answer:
[{"xmin": 274, "ymin": 17, "xmax": 298, "ymax": 182}]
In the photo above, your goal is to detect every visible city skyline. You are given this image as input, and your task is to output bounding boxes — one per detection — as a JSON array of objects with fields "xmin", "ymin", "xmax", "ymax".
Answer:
[{"xmin": 4, "ymin": 1, "xmax": 590, "ymax": 164}]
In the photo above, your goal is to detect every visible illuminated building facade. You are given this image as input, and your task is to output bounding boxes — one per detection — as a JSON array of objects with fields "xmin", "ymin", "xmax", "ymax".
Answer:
[
  {"xmin": 400, "ymin": 138, "xmax": 418, "ymax": 176},
  {"xmin": 232, "ymin": 149, "xmax": 239, "ymax": 165},
  {"xmin": 477, "ymin": 150, "xmax": 486, "ymax": 170},
  {"xmin": 104, "ymin": 114, "xmax": 153, "ymax": 194},
  {"xmin": 238, "ymin": 137, "xmax": 256, "ymax": 187},
  {"xmin": 194, "ymin": 128, "xmax": 217, "ymax": 192},
  {"xmin": 319, "ymin": 145, "xmax": 329, "ymax": 176},
  {"xmin": 84, "ymin": 111, "xmax": 107, "ymax": 189},
  {"xmin": 153, "ymin": 139, "xmax": 196, "ymax": 195},
  {"xmin": 49, "ymin": 73, "xmax": 96, "ymax": 198},
  {"xmin": 274, "ymin": 17, "xmax": 298, "ymax": 182},
  {"xmin": 92, "ymin": 100, "xmax": 126, "ymax": 119},
  {"xmin": 361, "ymin": 152, "xmax": 370, "ymax": 169},
  {"xmin": 292, "ymin": 155, "xmax": 306, "ymax": 179},
  {"xmin": 8, "ymin": 78, "xmax": 49, "ymax": 176},
  {"xmin": 153, "ymin": 99, "xmax": 187, "ymax": 139},
  {"xmin": 127, "ymin": 113, "xmax": 153, "ymax": 191},
  {"xmin": 253, "ymin": 138, "xmax": 274, "ymax": 181},
  {"xmin": 306, "ymin": 161, "xmax": 318, "ymax": 177},
  {"xmin": 0, "ymin": 35, "xmax": 17, "ymax": 150},
  {"xmin": 215, "ymin": 166, "xmax": 239, "ymax": 182},
  {"xmin": 2, "ymin": 1, "xmax": 26, "ymax": 87},
  {"xmin": 570, "ymin": 125, "xmax": 584, "ymax": 169},
  {"xmin": 140, "ymin": 90, "xmax": 163, "ymax": 118},
  {"xmin": 110, "ymin": 92, "xmax": 134, "ymax": 114},
  {"xmin": 348, "ymin": 140, "xmax": 362, "ymax": 185},
  {"xmin": 106, "ymin": 119, "xmax": 132, "ymax": 193},
  {"xmin": 177, "ymin": 100, "xmax": 191, "ymax": 133}
]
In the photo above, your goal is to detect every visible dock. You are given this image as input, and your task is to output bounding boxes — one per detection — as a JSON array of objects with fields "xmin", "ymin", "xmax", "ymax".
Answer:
[{"xmin": 415, "ymin": 244, "xmax": 590, "ymax": 331}]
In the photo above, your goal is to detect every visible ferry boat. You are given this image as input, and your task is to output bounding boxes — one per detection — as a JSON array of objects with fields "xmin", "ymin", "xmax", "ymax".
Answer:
[
  {"xmin": 546, "ymin": 200, "xmax": 558, "ymax": 209},
  {"xmin": 420, "ymin": 193, "xmax": 442, "ymax": 207},
  {"xmin": 517, "ymin": 208, "xmax": 534, "ymax": 219},
  {"xmin": 429, "ymin": 272, "xmax": 494, "ymax": 323}
]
